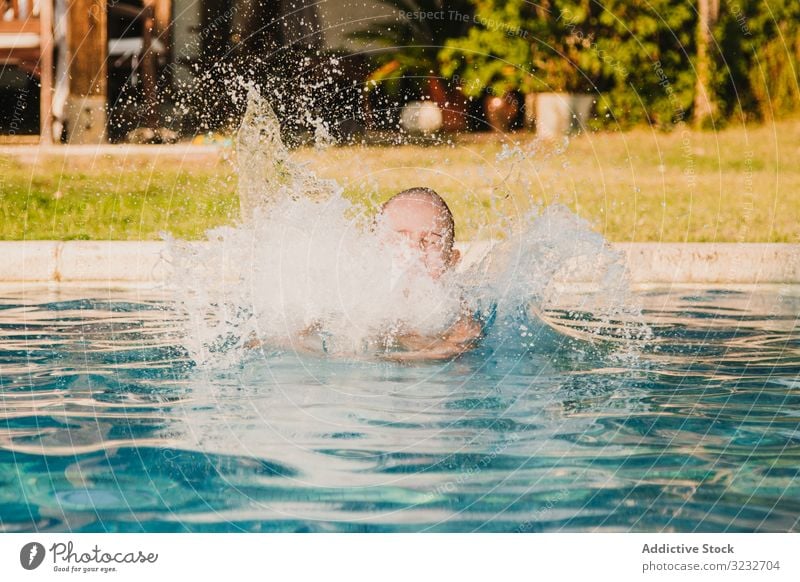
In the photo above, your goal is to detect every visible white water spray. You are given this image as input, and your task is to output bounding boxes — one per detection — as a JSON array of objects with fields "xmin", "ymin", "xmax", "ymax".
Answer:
[{"xmin": 169, "ymin": 90, "xmax": 648, "ymax": 368}]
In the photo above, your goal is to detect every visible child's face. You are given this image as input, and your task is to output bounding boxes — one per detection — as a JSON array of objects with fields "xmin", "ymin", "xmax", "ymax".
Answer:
[{"xmin": 380, "ymin": 196, "xmax": 458, "ymax": 279}]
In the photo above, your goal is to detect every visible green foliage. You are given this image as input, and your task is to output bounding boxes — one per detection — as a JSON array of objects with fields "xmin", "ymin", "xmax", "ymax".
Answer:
[
  {"xmin": 438, "ymin": 0, "xmax": 800, "ymax": 127},
  {"xmin": 347, "ymin": 0, "xmax": 800, "ymax": 126},
  {"xmin": 714, "ymin": 0, "xmax": 800, "ymax": 121},
  {"xmin": 439, "ymin": 1, "xmax": 699, "ymax": 127},
  {"xmin": 597, "ymin": 0, "xmax": 696, "ymax": 127},
  {"xmin": 439, "ymin": 0, "xmax": 586, "ymax": 95},
  {"xmin": 349, "ymin": 0, "xmax": 474, "ymax": 93}
]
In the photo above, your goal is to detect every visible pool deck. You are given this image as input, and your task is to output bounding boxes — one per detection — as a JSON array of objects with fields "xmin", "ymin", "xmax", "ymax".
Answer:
[
  {"xmin": 0, "ymin": 143, "xmax": 225, "ymax": 162},
  {"xmin": 1, "ymin": 241, "xmax": 798, "ymax": 285}
]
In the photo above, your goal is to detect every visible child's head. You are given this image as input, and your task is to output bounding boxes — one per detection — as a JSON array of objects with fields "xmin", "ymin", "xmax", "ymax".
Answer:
[{"xmin": 379, "ymin": 187, "xmax": 460, "ymax": 278}]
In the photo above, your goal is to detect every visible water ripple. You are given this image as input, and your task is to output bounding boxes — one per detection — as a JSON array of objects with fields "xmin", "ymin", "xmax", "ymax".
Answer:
[{"xmin": 0, "ymin": 285, "xmax": 797, "ymax": 532}]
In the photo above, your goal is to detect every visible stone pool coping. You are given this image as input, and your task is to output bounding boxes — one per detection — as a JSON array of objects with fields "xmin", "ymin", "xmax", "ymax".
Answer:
[{"xmin": 0, "ymin": 241, "xmax": 798, "ymax": 284}]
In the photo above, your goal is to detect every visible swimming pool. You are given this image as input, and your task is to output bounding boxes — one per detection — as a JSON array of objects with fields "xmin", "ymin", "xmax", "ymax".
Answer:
[{"xmin": 0, "ymin": 285, "xmax": 797, "ymax": 532}]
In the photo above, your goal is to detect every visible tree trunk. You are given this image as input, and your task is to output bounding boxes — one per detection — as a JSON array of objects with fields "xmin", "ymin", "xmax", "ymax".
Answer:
[{"xmin": 694, "ymin": 0, "xmax": 719, "ymax": 127}]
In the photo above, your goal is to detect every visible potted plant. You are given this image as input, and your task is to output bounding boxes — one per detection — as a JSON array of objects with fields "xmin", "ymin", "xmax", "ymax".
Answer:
[
  {"xmin": 349, "ymin": 0, "xmax": 474, "ymax": 131},
  {"xmin": 439, "ymin": 0, "xmax": 609, "ymax": 136}
]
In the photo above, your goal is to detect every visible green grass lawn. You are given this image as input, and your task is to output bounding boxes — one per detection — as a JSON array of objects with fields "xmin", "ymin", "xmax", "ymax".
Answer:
[
  {"xmin": 1, "ymin": 118, "xmax": 798, "ymax": 242},
  {"xmin": 0, "ymin": 154, "xmax": 238, "ymax": 240}
]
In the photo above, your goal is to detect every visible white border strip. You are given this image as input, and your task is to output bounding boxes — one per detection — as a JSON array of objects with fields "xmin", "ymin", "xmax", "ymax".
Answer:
[{"xmin": 1, "ymin": 533, "xmax": 798, "ymax": 581}]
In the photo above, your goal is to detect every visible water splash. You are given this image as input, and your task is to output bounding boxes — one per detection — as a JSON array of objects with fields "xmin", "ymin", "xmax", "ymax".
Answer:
[
  {"xmin": 236, "ymin": 86, "xmax": 340, "ymax": 219},
  {"xmin": 169, "ymin": 90, "xmax": 649, "ymax": 368}
]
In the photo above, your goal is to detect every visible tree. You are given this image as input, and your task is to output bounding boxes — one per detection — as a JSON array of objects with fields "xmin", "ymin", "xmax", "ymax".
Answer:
[
  {"xmin": 438, "ymin": 0, "xmax": 597, "ymax": 97},
  {"xmin": 349, "ymin": 0, "xmax": 474, "ymax": 95},
  {"xmin": 439, "ymin": 1, "xmax": 698, "ymax": 128},
  {"xmin": 715, "ymin": 0, "xmax": 800, "ymax": 121},
  {"xmin": 693, "ymin": 0, "xmax": 720, "ymax": 127}
]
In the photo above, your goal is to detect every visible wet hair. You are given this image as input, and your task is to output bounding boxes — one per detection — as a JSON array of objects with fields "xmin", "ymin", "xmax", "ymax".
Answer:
[{"xmin": 381, "ymin": 187, "xmax": 456, "ymax": 247}]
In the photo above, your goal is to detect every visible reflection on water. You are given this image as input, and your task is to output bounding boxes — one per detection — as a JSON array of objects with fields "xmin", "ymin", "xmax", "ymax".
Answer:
[{"xmin": 0, "ymin": 285, "xmax": 798, "ymax": 532}]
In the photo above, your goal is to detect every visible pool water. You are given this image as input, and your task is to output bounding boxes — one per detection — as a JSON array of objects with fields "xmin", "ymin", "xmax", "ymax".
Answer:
[{"xmin": 0, "ymin": 285, "xmax": 798, "ymax": 532}]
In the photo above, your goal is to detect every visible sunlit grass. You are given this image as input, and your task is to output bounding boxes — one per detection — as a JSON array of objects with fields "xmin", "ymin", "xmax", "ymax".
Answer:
[
  {"xmin": 0, "ymin": 155, "xmax": 238, "ymax": 240},
  {"xmin": 1, "ymin": 118, "xmax": 798, "ymax": 242}
]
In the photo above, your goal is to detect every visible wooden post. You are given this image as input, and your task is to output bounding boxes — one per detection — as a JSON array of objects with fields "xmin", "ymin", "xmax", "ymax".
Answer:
[
  {"xmin": 65, "ymin": 0, "xmax": 107, "ymax": 143},
  {"xmin": 149, "ymin": 0, "xmax": 172, "ymax": 50},
  {"xmin": 39, "ymin": 0, "xmax": 54, "ymax": 143},
  {"xmin": 140, "ymin": 4, "xmax": 158, "ymax": 129}
]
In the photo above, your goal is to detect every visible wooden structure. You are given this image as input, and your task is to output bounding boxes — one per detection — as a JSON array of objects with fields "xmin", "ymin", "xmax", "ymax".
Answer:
[
  {"xmin": 62, "ymin": 0, "xmax": 107, "ymax": 143},
  {"xmin": 1, "ymin": 0, "xmax": 163, "ymax": 143},
  {"xmin": 1, "ymin": 0, "xmax": 353, "ymax": 143},
  {"xmin": 0, "ymin": 0, "xmax": 54, "ymax": 143}
]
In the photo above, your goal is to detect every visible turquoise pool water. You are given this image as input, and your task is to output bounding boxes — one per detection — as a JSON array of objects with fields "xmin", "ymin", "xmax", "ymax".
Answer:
[{"xmin": 0, "ymin": 285, "xmax": 798, "ymax": 532}]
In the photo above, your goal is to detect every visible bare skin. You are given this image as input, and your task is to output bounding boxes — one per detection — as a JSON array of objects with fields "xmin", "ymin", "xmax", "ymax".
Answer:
[
  {"xmin": 247, "ymin": 189, "xmax": 483, "ymax": 361},
  {"xmin": 377, "ymin": 191, "xmax": 482, "ymax": 361},
  {"xmin": 385, "ymin": 311, "xmax": 483, "ymax": 362}
]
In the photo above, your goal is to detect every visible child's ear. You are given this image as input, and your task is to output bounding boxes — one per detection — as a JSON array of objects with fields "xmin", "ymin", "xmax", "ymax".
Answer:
[{"xmin": 449, "ymin": 248, "xmax": 461, "ymax": 268}]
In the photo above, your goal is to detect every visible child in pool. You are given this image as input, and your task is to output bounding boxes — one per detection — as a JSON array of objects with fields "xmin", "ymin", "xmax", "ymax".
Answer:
[
  {"xmin": 247, "ymin": 187, "xmax": 484, "ymax": 360},
  {"xmin": 375, "ymin": 187, "xmax": 483, "ymax": 361}
]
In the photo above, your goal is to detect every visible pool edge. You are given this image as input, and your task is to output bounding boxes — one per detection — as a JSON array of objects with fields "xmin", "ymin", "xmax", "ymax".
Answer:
[{"xmin": 0, "ymin": 241, "xmax": 798, "ymax": 284}]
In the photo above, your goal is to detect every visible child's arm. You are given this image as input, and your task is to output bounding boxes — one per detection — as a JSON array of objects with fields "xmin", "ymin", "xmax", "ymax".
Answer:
[
  {"xmin": 383, "ymin": 312, "xmax": 483, "ymax": 362},
  {"xmin": 243, "ymin": 321, "xmax": 329, "ymax": 354}
]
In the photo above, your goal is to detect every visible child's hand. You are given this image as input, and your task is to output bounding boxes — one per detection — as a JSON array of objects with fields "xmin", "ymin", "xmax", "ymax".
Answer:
[{"xmin": 384, "ymin": 313, "xmax": 482, "ymax": 362}]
